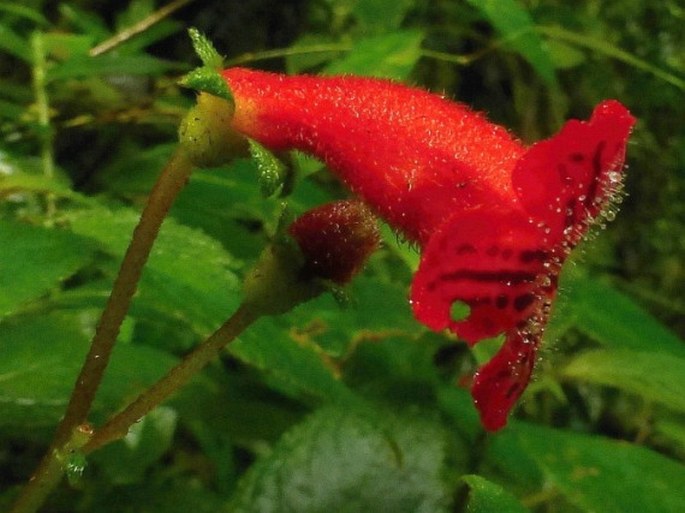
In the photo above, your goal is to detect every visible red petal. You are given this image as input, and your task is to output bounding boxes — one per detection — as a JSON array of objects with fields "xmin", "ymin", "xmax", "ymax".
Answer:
[
  {"xmin": 223, "ymin": 68, "xmax": 525, "ymax": 244},
  {"xmin": 471, "ymin": 328, "xmax": 539, "ymax": 431},
  {"xmin": 512, "ymin": 100, "xmax": 635, "ymax": 250},
  {"xmin": 411, "ymin": 207, "xmax": 557, "ymax": 344}
]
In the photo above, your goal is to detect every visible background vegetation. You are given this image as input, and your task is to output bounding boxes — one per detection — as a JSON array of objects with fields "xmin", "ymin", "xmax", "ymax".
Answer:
[{"xmin": 1, "ymin": 0, "xmax": 684, "ymax": 511}]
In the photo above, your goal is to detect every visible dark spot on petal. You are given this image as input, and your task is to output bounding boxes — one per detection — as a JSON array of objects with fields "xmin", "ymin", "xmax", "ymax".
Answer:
[
  {"xmin": 456, "ymin": 244, "xmax": 476, "ymax": 255},
  {"xmin": 586, "ymin": 141, "xmax": 606, "ymax": 207},
  {"xmin": 486, "ymin": 246, "xmax": 499, "ymax": 257},
  {"xmin": 495, "ymin": 295, "xmax": 509, "ymax": 309},
  {"xmin": 439, "ymin": 270, "xmax": 537, "ymax": 285},
  {"xmin": 505, "ymin": 383, "xmax": 521, "ymax": 399},
  {"xmin": 520, "ymin": 249, "xmax": 547, "ymax": 263},
  {"xmin": 569, "ymin": 152, "xmax": 585, "ymax": 162},
  {"xmin": 513, "ymin": 293, "xmax": 535, "ymax": 312}
]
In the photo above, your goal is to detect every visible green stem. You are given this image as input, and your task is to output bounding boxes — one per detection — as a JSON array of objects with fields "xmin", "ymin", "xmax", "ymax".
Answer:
[
  {"xmin": 30, "ymin": 31, "xmax": 56, "ymax": 218},
  {"xmin": 224, "ymin": 43, "xmax": 353, "ymax": 66},
  {"xmin": 84, "ymin": 304, "xmax": 259, "ymax": 453},
  {"xmin": 10, "ymin": 148, "xmax": 195, "ymax": 513}
]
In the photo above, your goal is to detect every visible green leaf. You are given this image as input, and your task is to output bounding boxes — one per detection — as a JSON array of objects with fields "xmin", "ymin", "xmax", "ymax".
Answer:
[
  {"xmin": 463, "ymin": 475, "xmax": 530, "ymax": 513},
  {"xmin": 0, "ymin": 312, "xmax": 182, "ymax": 428},
  {"xmin": 248, "ymin": 139, "xmax": 287, "ymax": 197},
  {"xmin": 0, "ymin": 161, "xmax": 80, "ymax": 199},
  {"xmin": 563, "ymin": 273, "xmax": 685, "ymax": 359},
  {"xmin": 467, "ymin": 0, "xmax": 556, "ymax": 85},
  {"xmin": 562, "ymin": 349, "xmax": 685, "ymax": 413},
  {"xmin": 325, "ymin": 30, "xmax": 424, "ymax": 80},
  {"xmin": 66, "ymin": 206, "xmax": 241, "ymax": 336},
  {"xmin": 509, "ymin": 423, "xmax": 685, "ymax": 513},
  {"xmin": 546, "ymin": 39, "xmax": 586, "ymax": 69},
  {"xmin": 46, "ymin": 53, "xmax": 184, "ymax": 82},
  {"xmin": 0, "ymin": 24, "xmax": 31, "ymax": 62},
  {"xmin": 91, "ymin": 406, "xmax": 178, "ymax": 484},
  {"xmin": 353, "ymin": 0, "xmax": 414, "ymax": 33},
  {"xmin": 284, "ymin": 34, "xmax": 345, "ymax": 74},
  {"xmin": 187, "ymin": 27, "xmax": 224, "ymax": 70},
  {"xmin": 231, "ymin": 315, "xmax": 355, "ymax": 403},
  {"xmin": 0, "ymin": 220, "xmax": 95, "ymax": 316},
  {"xmin": 537, "ymin": 25, "xmax": 685, "ymax": 91},
  {"xmin": 42, "ymin": 33, "xmax": 93, "ymax": 60},
  {"xmin": 0, "ymin": 3, "xmax": 48, "ymax": 25},
  {"xmin": 226, "ymin": 407, "xmax": 449, "ymax": 513},
  {"xmin": 58, "ymin": 4, "xmax": 110, "ymax": 41}
]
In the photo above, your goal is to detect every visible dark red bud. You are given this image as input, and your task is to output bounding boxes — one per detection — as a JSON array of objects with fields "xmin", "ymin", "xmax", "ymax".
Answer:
[{"xmin": 288, "ymin": 200, "xmax": 380, "ymax": 284}]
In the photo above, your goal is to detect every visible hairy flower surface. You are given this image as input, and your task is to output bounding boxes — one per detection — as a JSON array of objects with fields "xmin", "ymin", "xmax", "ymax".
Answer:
[
  {"xmin": 222, "ymin": 67, "xmax": 635, "ymax": 430},
  {"xmin": 288, "ymin": 200, "xmax": 380, "ymax": 285}
]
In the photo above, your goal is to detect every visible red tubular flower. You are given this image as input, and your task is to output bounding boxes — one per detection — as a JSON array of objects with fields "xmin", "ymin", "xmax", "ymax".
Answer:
[{"xmin": 222, "ymin": 67, "xmax": 635, "ymax": 430}]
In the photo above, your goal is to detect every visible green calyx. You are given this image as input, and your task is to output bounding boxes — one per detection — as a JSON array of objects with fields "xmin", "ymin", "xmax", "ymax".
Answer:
[
  {"xmin": 187, "ymin": 27, "xmax": 224, "ymax": 70},
  {"xmin": 243, "ymin": 238, "xmax": 323, "ymax": 316},
  {"xmin": 178, "ymin": 29, "xmax": 240, "ymax": 167},
  {"xmin": 180, "ymin": 28, "xmax": 233, "ymax": 103},
  {"xmin": 178, "ymin": 93, "xmax": 244, "ymax": 168},
  {"xmin": 180, "ymin": 67, "xmax": 233, "ymax": 104}
]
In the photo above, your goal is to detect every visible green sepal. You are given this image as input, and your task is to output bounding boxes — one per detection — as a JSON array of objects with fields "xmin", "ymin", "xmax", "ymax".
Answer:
[
  {"xmin": 187, "ymin": 27, "xmax": 224, "ymax": 69},
  {"xmin": 242, "ymin": 238, "xmax": 322, "ymax": 316},
  {"xmin": 179, "ymin": 66, "xmax": 233, "ymax": 104},
  {"xmin": 248, "ymin": 139, "xmax": 287, "ymax": 197}
]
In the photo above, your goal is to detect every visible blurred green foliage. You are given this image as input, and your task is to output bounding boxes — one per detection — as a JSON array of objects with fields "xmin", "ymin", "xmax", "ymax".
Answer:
[{"xmin": 1, "ymin": 0, "xmax": 684, "ymax": 512}]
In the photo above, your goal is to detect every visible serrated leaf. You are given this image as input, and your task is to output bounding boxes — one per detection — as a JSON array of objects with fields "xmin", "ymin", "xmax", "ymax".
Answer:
[
  {"xmin": 248, "ymin": 139, "xmax": 286, "ymax": 197},
  {"xmin": 508, "ymin": 422, "xmax": 685, "ymax": 513},
  {"xmin": 325, "ymin": 30, "xmax": 424, "ymax": 80},
  {"xmin": 66, "ymin": 206, "xmax": 241, "ymax": 336},
  {"xmin": 231, "ymin": 315, "xmax": 354, "ymax": 403},
  {"xmin": 0, "ymin": 312, "xmax": 182, "ymax": 428},
  {"xmin": 562, "ymin": 349, "xmax": 685, "ymax": 413},
  {"xmin": 0, "ymin": 220, "xmax": 95, "ymax": 316},
  {"xmin": 467, "ymin": 0, "xmax": 556, "ymax": 85},
  {"xmin": 563, "ymin": 273, "xmax": 685, "ymax": 359},
  {"xmin": 463, "ymin": 475, "xmax": 530, "ymax": 513},
  {"xmin": 226, "ymin": 407, "xmax": 449, "ymax": 513}
]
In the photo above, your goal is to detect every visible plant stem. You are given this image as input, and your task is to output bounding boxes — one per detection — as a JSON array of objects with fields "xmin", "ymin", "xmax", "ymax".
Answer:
[
  {"xmin": 11, "ymin": 148, "xmax": 195, "ymax": 513},
  {"xmin": 84, "ymin": 304, "xmax": 259, "ymax": 453},
  {"xmin": 30, "ymin": 31, "xmax": 56, "ymax": 219},
  {"xmin": 89, "ymin": 0, "xmax": 197, "ymax": 56}
]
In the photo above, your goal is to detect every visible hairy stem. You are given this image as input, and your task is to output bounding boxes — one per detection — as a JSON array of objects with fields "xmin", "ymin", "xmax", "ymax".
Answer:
[
  {"xmin": 11, "ymin": 148, "xmax": 195, "ymax": 513},
  {"xmin": 84, "ymin": 304, "xmax": 259, "ymax": 453}
]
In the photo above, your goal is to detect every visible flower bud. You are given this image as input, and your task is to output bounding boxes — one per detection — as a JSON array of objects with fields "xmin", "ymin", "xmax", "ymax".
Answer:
[{"xmin": 288, "ymin": 200, "xmax": 380, "ymax": 285}]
